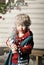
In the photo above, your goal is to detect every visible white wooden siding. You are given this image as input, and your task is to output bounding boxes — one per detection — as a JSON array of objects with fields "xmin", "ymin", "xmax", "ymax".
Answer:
[{"xmin": 0, "ymin": 0, "xmax": 44, "ymax": 49}]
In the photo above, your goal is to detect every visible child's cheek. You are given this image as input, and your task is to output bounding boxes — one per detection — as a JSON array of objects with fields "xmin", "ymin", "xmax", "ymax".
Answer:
[
  {"xmin": 17, "ymin": 26, "xmax": 19, "ymax": 31},
  {"xmin": 17, "ymin": 27, "xmax": 22, "ymax": 32}
]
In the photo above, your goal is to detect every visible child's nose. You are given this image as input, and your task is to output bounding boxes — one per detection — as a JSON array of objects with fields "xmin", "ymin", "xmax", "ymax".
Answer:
[{"xmin": 20, "ymin": 25, "xmax": 22, "ymax": 28}]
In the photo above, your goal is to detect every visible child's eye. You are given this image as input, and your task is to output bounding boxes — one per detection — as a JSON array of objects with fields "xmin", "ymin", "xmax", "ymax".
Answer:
[
  {"xmin": 17, "ymin": 24, "xmax": 20, "ymax": 26},
  {"xmin": 22, "ymin": 25, "xmax": 25, "ymax": 27}
]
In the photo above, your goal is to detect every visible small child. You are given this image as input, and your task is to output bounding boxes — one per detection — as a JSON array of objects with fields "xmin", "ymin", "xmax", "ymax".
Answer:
[{"xmin": 5, "ymin": 14, "xmax": 34, "ymax": 65}]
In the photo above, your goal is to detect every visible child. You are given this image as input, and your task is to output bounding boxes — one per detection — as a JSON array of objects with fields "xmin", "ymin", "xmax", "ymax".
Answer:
[{"xmin": 5, "ymin": 14, "xmax": 34, "ymax": 65}]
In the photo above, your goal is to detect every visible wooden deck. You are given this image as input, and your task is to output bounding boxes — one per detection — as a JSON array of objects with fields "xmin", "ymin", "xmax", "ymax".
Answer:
[
  {"xmin": 0, "ymin": 47, "xmax": 44, "ymax": 65},
  {"xmin": 31, "ymin": 49, "xmax": 44, "ymax": 65}
]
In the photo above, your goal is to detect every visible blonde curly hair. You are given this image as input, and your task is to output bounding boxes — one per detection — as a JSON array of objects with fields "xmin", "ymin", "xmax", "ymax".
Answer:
[{"xmin": 16, "ymin": 14, "xmax": 31, "ymax": 26}]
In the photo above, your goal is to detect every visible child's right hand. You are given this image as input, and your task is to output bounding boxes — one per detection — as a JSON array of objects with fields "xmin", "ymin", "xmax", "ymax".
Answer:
[
  {"xmin": 6, "ymin": 37, "xmax": 11, "ymax": 48},
  {"xmin": 10, "ymin": 43, "xmax": 18, "ymax": 53},
  {"xmin": 6, "ymin": 37, "xmax": 18, "ymax": 53}
]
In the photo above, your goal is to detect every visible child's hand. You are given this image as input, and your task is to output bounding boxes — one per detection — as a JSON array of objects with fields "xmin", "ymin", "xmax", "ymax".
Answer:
[
  {"xmin": 6, "ymin": 37, "xmax": 18, "ymax": 53},
  {"xmin": 10, "ymin": 43, "xmax": 17, "ymax": 53},
  {"xmin": 6, "ymin": 37, "xmax": 11, "ymax": 48}
]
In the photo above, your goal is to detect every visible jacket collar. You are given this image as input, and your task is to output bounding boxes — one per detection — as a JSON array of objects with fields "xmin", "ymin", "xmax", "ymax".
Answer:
[{"xmin": 16, "ymin": 30, "xmax": 30, "ymax": 41}]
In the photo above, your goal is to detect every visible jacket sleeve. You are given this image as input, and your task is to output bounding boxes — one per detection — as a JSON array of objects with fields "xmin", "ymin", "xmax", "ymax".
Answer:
[{"xmin": 20, "ymin": 31, "xmax": 34, "ymax": 54}]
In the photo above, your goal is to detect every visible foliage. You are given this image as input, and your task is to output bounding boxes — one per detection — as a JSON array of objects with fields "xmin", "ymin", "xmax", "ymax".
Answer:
[{"xmin": 0, "ymin": 3, "xmax": 9, "ymax": 14}]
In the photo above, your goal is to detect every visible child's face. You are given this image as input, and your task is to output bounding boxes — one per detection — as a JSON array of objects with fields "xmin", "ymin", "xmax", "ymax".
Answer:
[{"xmin": 16, "ymin": 24, "xmax": 26, "ymax": 32}]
